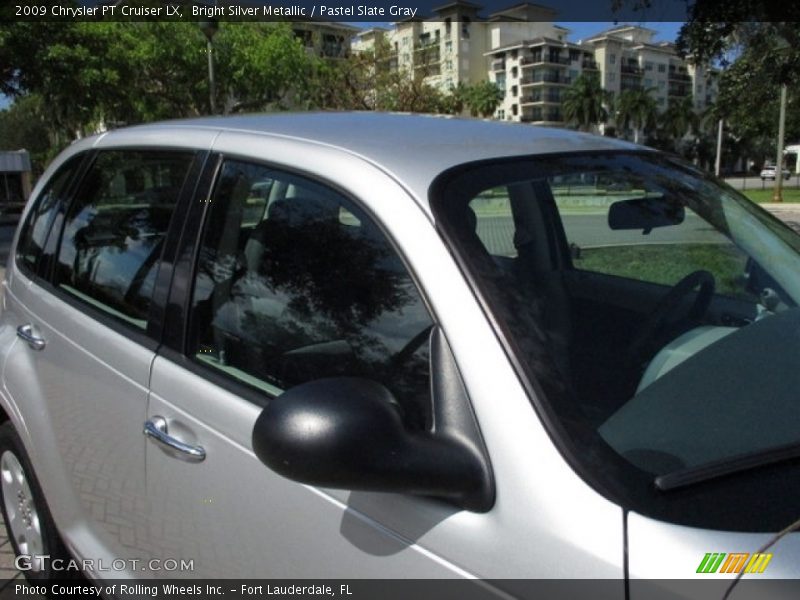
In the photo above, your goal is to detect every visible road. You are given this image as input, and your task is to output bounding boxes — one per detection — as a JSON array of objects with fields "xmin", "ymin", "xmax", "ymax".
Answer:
[
  {"xmin": 723, "ymin": 175, "xmax": 800, "ymax": 191},
  {"xmin": 476, "ymin": 213, "xmax": 724, "ymax": 257}
]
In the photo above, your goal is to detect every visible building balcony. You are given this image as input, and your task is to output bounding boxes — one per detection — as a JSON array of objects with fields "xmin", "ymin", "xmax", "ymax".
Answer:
[
  {"xmin": 491, "ymin": 59, "xmax": 506, "ymax": 72},
  {"xmin": 582, "ymin": 60, "xmax": 599, "ymax": 70},
  {"xmin": 668, "ymin": 85, "xmax": 691, "ymax": 97},
  {"xmin": 520, "ymin": 55, "xmax": 571, "ymax": 67},
  {"xmin": 521, "ymin": 110, "xmax": 563, "ymax": 123},
  {"xmin": 668, "ymin": 71, "xmax": 692, "ymax": 82},
  {"xmin": 414, "ymin": 41, "xmax": 439, "ymax": 52},
  {"xmin": 521, "ymin": 74, "xmax": 571, "ymax": 85},
  {"xmin": 413, "ymin": 50, "xmax": 441, "ymax": 65},
  {"xmin": 521, "ymin": 92, "xmax": 561, "ymax": 104},
  {"xmin": 621, "ymin": 64, "xmax": 643, "ymax": 75}
]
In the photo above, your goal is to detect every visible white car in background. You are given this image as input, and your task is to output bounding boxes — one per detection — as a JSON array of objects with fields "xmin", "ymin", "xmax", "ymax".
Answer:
[{"xmin": 760, "ymin": 165, "xmax": 791, "ymax": 180}]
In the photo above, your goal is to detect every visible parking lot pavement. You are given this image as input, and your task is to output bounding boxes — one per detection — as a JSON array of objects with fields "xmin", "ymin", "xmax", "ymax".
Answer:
[{"xmin": 0, "ymin": 513, "xmax": 42, "ymax": 598}]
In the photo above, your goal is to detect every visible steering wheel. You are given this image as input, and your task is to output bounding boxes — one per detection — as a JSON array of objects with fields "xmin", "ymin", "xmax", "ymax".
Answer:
[{"xmin": 627, "ymin": 270, "xmax": 715, "ymax": 366}]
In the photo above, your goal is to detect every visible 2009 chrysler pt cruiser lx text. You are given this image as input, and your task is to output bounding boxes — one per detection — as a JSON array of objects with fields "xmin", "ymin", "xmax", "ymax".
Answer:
[{"xmin": 0, "ymin": 113, "xmax": 799, "ymax": 593}]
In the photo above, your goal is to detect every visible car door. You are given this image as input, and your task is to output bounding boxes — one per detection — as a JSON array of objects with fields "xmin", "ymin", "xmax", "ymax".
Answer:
[
  {"xmin": 142, "ymin": 132, "xmax": 625, "ymax": 586},
  {"xmin": 3, "ymin": 146, "xmax": 203, "ymax": 571},
  {"xmin": 142, "ymin": 156, "xmax": 464, "ymax": 578}
]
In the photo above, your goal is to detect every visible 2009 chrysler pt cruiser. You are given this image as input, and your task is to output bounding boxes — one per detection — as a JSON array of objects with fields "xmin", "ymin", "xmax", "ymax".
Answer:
[{"xmin": 0, "ymin": 113, "xmax": 799, "ymax": 592}]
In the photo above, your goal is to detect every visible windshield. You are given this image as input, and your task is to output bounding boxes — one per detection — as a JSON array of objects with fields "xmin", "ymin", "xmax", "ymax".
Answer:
[{"xmin": 432, "ymin": 151, "xmax": 800, "ymax": 521}]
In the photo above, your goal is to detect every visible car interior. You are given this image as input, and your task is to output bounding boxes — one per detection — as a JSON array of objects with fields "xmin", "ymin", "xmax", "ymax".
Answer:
[{"xmin": 456, "ymin": 175, "xmax": 767, "ymax": 428}]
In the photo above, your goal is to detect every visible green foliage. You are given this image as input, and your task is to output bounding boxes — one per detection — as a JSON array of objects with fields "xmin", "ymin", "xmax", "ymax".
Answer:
[
  {"xmin": 0, "ymin": 21, "xmax": 319, "ymax": 143},
  {"xmin": 0, "ymin": 95, "xmax": 53, "ymax": 173},
  {"xmin": 677, "ymin": 15, "xmax": 800, "ymax": 167},
  {"xmin": 463, "ymin": 81, "xmax": 504, "ymax": 118},
  {"xmin": 562, "ymin": 73, "xmax": 610, "ymax": 131},
  {"xmin": 657, "ymin": 95, "xmax": 699, "ymax": 152},
  {"xmin": 615, "ymin": 87, "xmax": 657, "ymax": 143}
]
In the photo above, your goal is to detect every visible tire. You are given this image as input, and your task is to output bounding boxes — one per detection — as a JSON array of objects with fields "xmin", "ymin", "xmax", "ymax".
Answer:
[{"xmin": 0, "ymin": 421, "xmax": 73, "ymax": 584}]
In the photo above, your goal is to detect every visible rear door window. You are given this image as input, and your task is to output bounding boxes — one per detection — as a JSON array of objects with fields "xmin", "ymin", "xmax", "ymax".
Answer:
[
  {"xmin": 53, "ymin": 150, "xmax": 195, "ymax": 329},
  {"xmin": 16, "ymin": 154, "xmax": 85, "ymax": 277}
]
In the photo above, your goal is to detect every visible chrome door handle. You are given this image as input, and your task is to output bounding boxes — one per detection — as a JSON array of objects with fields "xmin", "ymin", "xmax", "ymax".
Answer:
[
  {"xmin": 143, "ymin": 416, "xmax": 206, "ymax": 462},
  {"xmin": 16, "ymin": 324, "xmax": 46, "ymax": 351}
]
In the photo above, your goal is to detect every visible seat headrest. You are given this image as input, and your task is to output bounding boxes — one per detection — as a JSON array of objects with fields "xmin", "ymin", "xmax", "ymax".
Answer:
[{"xmin": 266, "ymin": 196, "xmax": 339, "ymax": 227}]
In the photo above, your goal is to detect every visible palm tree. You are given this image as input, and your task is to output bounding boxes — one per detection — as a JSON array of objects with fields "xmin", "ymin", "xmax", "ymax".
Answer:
[
  {"xmin": 561, "ymin": 73, "xmax": 610, "ymax": 132},
  {"xmin": 615, "ymin": 87, "xmax": 657, "ymax": 144},
  {"xmin": 465, "ymin": 81, "xmax": 504, "ymax": 118},
  {"xmin": 659, "ymin": 95, "xmax": 698, "ymax": 152}
]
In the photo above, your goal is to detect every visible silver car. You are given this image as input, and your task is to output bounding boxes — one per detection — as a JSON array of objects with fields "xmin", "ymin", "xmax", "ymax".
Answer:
[{"xmin": 1, "ymin": 113, "xmax": 799, "ymax": 594}]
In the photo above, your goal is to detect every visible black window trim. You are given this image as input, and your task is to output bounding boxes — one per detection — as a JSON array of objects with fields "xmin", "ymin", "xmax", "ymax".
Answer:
[
  {"xmin": 429, "ymin": 150, "xmax": 800, "ymax": 531},
  {"xmin": 15, "ymin": 151, "xmax": 94, "ymax": 281},
  {"xmin": 161, "ymin": 151, "xmax": 442, "ymax": 408},
  {"xmin": 35, "ymin": 146, "xmax": 208, "ymax": 350}
]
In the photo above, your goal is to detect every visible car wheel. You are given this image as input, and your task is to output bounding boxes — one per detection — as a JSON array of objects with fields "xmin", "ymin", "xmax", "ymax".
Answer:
[{"xmin": 0, "ymin": 422, "xmax": 74, "ymax": 583}]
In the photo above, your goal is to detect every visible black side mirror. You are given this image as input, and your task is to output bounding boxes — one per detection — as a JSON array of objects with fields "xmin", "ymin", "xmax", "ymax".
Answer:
[
  {"xmin": 252, "ymin": 330, "xmax": 494, "ymax": 512},
  {"xmin": 608, "ymin": 196, "xmax": 685, "ymax": 234}
]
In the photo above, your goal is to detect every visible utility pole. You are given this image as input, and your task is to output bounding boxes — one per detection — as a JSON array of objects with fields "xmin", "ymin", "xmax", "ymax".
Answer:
[
  {"xmin": 715, "ymin": 119, "xmax": 723, "ymax": 177},
  {"xmin": 773, "ymin": 83, "xmax": 787, "ymax": 202}
]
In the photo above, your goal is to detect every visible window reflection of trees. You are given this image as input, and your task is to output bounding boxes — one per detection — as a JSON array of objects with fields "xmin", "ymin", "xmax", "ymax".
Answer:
[{"xmin": 195, "ymin": 182, "xmax": 433, "ymax": 429}]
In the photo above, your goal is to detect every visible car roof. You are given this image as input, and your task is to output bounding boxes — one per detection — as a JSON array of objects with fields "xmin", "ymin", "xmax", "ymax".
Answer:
[{"xmin": 117, "ymin": 112, "xmax": 644, "ymax": 203}]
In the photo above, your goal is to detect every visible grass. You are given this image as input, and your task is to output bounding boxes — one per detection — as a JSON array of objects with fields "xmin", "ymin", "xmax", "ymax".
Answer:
[
  {"xmin": 740, "ymin": 188, "xmax": 800, "ymax": 204},
  {"xmin": 573, "ymin": 243, "xmax": 751, "ymax": 299}
]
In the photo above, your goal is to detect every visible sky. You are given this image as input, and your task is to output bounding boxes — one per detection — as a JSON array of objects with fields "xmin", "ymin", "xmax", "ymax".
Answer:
[{"xmin": 559, "ymin": 21, "xmax": 683, "ymax": 44}]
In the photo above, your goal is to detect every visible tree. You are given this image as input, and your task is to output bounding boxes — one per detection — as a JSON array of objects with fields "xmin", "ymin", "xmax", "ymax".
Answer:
[
  {"xmin": 464, "ymin": 81, "xmax": 503, "ymax": 118},
  {"xmin": 0, "ymin": 20, "xmax": 319, "ymax": 143},
  {"xmin": 561, "ymin": 73, "xmax": 610, "ymax": 132},
  {"xmin": 0, "ymin": 95, "xmax": 53, "ymax": 174},
  {"xmin": 677, "ymin": 13, "xmax": 800, "ymax": 175},
  {"xmin": 615, "ymin": 87, "xmax": 657, "ymax": 144},
  {"xmin": 659, "ymin": 95, "xmax": 699, "ymax": 152}
]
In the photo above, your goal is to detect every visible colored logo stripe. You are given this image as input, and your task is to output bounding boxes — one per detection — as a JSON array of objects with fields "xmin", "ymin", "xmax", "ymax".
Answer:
[
  {"xmin": 697, "ymin": 553, "xmax": 726, "ymax": 573},
  {"xmin": 744, "ymin": 553, "xmax": 773, "ymax": 574},
  {"xmin": 697, "ymin": 553, "xmax": 773, "ymax": 574},
  {"xmin": 720, "ymin": 553, "xmax": 749, "ymax": 573}
]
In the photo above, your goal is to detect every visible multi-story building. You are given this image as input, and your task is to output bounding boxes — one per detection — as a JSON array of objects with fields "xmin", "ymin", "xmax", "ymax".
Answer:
[
  {"xmin": 352, "ymin": 4, "xmax": 718, "ymax": 129},
  {"xmin": 292, "ymin": 21, "xmax": 359, "ymax": 58},
  {"xmin": 352, "ymin": 2, "xmax": 567, "ymax": 97},
  {"xmin": 581, "ymin": 25, "xmax": 718, "ymax": 113}
]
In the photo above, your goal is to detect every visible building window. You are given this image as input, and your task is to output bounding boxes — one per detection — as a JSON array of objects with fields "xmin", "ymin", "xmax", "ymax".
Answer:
[
  {"xmin": 658, "ymin": 80, "xmax": 666, "ymax": 89},
  {"xmin": 645, "ymin": 61, "xmax": 654, "ymax": 71},
  {"xmin": 608, "ymin": 72, "xmax": 616, "ymax": 82},
  {"xmin": 609, "ymin": 54, "xmax": 616, "ymax": 64},
  {"xmin": 644, "ymin": 78, "xmax": 653, "ymax": 87},
  {"xmin": 511, "ymin": 85, "xmax": 518, "ymax": 97},
  {"xmin": 658, "ymin": 63, "xmax": 666, "ymax": 72},
  {"xmin": 569, "ymin": 49, "xmax": 580, "ymax": 61},
  {"xmin": 511, "ymin": 66, "xmax": 518, "ymax": 78},
  {"xmin": 445, "ymin": 40, "xmax": 452, "ymax": 54},
  {"xmin": 512, "ymin": 104, "xmax": 518, "ymax": 116}
]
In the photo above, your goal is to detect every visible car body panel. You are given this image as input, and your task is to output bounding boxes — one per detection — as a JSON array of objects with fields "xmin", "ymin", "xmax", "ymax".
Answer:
[
  {"xmin": 0, "ymin": 113, "xmax": 794, "ymax": 585},
  {"xmin": 139, "ymin": 128, "xmax": 625, "ymax": 579}
]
